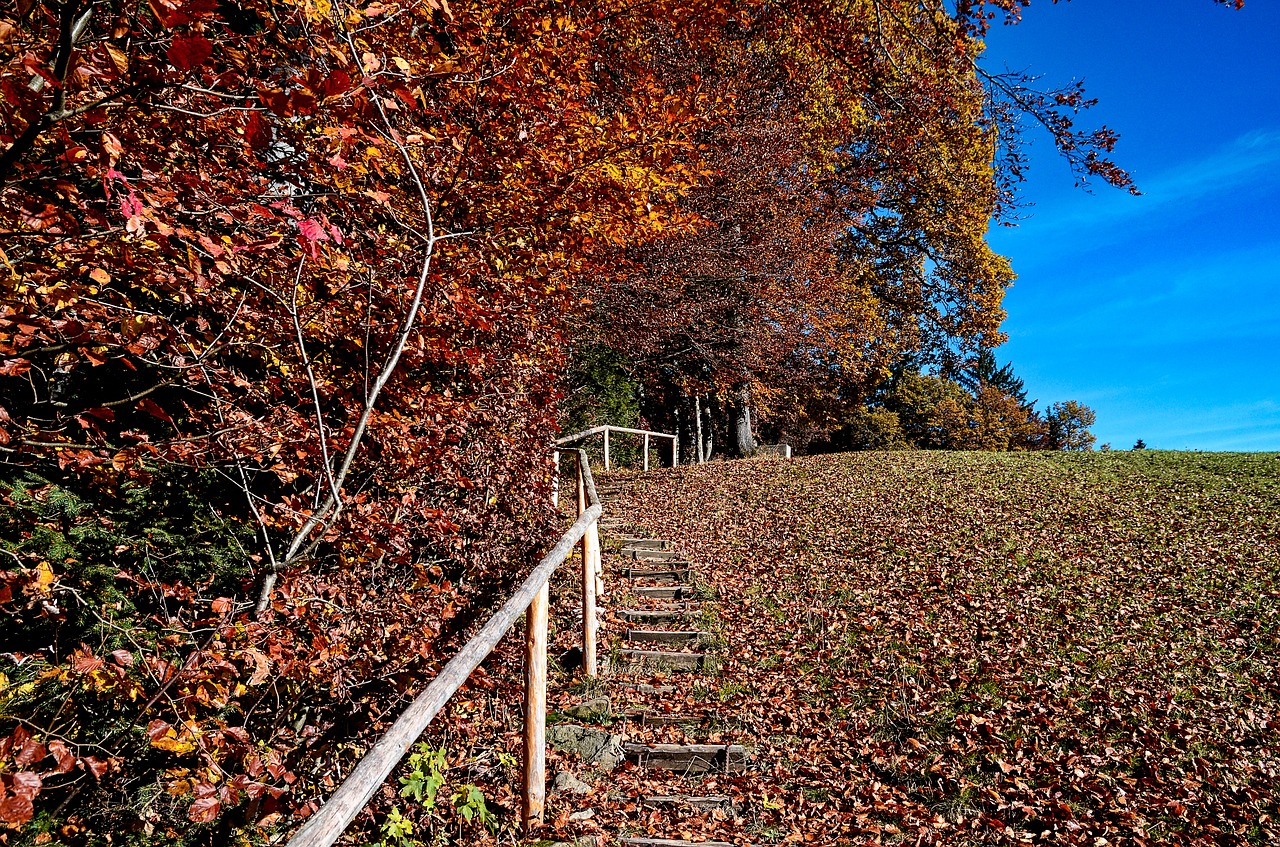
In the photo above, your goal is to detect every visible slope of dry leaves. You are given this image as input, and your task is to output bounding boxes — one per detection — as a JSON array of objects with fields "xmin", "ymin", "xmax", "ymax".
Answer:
[{"xmin": 569, "ymin": 450, "xmax": 1279, "ymax": 846}]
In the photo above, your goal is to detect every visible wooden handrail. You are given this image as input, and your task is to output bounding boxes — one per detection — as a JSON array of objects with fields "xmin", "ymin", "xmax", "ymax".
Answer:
[
  {"xmin": 286, "ymin": 449, "xmax": 601, "ymax": 847},
  {"xmin": 555, "ymin": 423, "xmax": 677, "ymax": 445}
]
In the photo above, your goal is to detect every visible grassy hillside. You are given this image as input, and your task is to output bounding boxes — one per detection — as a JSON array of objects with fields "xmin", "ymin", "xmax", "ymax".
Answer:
[{"xmin": 597, "ymin": 451, "xmax": 1279, "ymax": 846}]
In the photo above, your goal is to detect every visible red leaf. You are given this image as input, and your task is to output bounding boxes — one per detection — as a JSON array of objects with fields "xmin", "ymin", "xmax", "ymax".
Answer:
[
  {"xmin": 0, "ymin": 794, "xmax": 34, "ymax": 827},
  {"xmin": 297, "ymin": 219, "xmax": 328, "ymax": 242},
  {"xmin": 82, "ymin": 756, "xmax": 109, "ymax": 779},
  {"xmin": 318, "ymin": 69, "xmax": 352, "ymax": 99},
  {"xmin": 14, "ymin": 739, "xmax": 46, "ymax": 767},
  {"xmin": 48, "ymin": 740, "xmax": 75, "ymax": 774},
  {"xmin": 11, "ymin": 771, "xmax": 42, "ymax": 800},
  {"xmin": 188, "ymin": 796, "xmax": 221, "ymax": 823},
  {"xmin": 257, "ymin": 88, "xmax": 289, "ymax": 117},
  {"xmin": 223, "ymin": 726, "xmax": 250, "ymax": 743},
  {"xmin": 110, "ymin": 649, "xmax": 135, "ymax": 667},
  {"xmin": 70, "ymin": 649, "xmax": 103, "ymax": 674},
  {"xmin": 244, "ymin": 112, "xmax": 270, "ymax": 151},
  {"xmin": 0, "ymin": 359, "xmax": 32, "ymax": 377},
  {"xmin": 148, "ymin": 0, "xmax": 181, "ymax": 27},
  {"xmin": 167, "ymin": 35, "xmax": 213, "ymax": 72},
  {"xmin": 137, "ymin": 398, "xmax": 173, "ymax": 424},
  {"xmin": 393, "ymin": 86, "xmax": 417, "ymax": 109}
]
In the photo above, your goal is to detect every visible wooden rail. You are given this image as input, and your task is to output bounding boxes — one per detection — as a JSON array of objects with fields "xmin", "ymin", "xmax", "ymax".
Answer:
[
  {"xmin": 557, "ymin": 424, "xmax": 678, "ymax": 471},
  {"xmin": 286, "ymin": 449, "xmax": 602, "ymax": 847}
]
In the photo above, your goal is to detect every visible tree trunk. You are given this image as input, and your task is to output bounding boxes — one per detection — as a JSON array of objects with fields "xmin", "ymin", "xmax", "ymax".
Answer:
[
  {"xmin": 694, "ymin": 395, "xmax": 705, "ymax": 464},
  {"xmin": 732, "ymin": 382, "xmax": 755, "ymax": 457},
  {"xmin": 701, "ymin": 395, "xmax": 714, "ymax": 461}
]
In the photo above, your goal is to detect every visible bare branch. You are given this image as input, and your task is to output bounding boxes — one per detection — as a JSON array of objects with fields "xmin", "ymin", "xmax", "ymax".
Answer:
[
  {"xmin": 288, "ymin": 256, "xmax": 343, "ymax": 510},
  {"xmin": 253, "ymin": 0, "xmax": 469, "ymax": 612}
]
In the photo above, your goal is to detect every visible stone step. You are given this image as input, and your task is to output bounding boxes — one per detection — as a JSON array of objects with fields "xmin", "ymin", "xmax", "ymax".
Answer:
[
  {"xmin": 642, "ymin": 795, "xmax": 734, "ymax": 810},
  {"xmin": 624, "ymin": 629, "xmax": 705, "ymax": 646},
  {"xmin": 621, "ymin": 840, "xmax": 734, "ymax": 847},
  {"xmin": 619, "ymin": 537, "xmax": 671, "ymax": 551},
  {"xmin": 624, "ymin": 712, "xmax": 703, "ymax": 727},
  {"xmin": 623, "ymin": 743, "xmax": 749, "ymax": 774},
  {"xmin": 624, "ymin": 547, "xmax": 680, "ymax": 562},
  {"xmin": 621, "ymin": 567, "xmax": 692, "ymax": 583},
  {"xmin": 617, "ymin": 648, "xmax": 709, "ymax": 672},
  {"xmin": 634, "ymin": 585, "xmax": 693, "ymax": 601},
  {"xmin": 618, "ymin": 607, "xmax": 696, "ymax": 623},
  {"xmin": 621, "ymin": 682, "xmax": 677, "ymax": 695}
]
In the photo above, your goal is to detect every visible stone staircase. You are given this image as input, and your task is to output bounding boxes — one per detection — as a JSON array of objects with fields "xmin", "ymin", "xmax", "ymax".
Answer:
[{"xmin": 549, "ymin": 479, "xmax": 756, "ymax": 847}]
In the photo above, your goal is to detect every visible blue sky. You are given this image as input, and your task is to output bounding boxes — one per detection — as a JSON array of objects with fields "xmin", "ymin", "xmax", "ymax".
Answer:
[{"xmin": 979, "ymin": 0, "xmax": 1280, "ymax": 451}]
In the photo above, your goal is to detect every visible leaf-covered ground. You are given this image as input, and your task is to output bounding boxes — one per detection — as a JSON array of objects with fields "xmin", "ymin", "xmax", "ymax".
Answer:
[{"xmin": 549, "ymin": 451, "xmax": 1280, "ymax": 846}]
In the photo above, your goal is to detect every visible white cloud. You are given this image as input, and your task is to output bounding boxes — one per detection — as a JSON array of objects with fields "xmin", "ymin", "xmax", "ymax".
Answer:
[
  {"xmin": 1003, "ymin": 241, "xmax": 1280, "ymax": 351},
  {"xmin": 999, "ymin": 126, "xmax": 1280, "ymax": 250}
]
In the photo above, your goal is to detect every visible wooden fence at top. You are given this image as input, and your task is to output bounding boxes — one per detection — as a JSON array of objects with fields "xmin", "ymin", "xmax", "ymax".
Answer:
[
  {"xmin": 284, "ymin": 426, "xmax": 676, "ymax": 847},
  {"xmin": 556, "ymin": 423, "xmax": 679, "ymax": 471}
]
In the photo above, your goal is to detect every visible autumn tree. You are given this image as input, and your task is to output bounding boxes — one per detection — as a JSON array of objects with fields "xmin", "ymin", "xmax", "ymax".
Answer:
[
  {"xmin": 840, "ymin": 359, "xmax": 1088, "ymax": 453},
  {"xmin": 932, "ymin": 382, "xmax": 1048, "ymax": 450},
  {"xmin": 1047, "ymin": 400, "xmax": 1099, "ymax": 451},
  {"xmin": 836, "ymin": 407, "xmax": 912, "ymax": 451},
  {"xmin": 573, "ymin": 0, "xmax": 1144, "ymax": 458}
]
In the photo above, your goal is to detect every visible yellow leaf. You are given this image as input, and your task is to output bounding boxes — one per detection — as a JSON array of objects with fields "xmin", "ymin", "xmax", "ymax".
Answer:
[
  {"xmin": 303, "ymin": 0, "xmax": 330, "ymax": 23},
  {"xmin": 105, "ymin": 44, "xmax": 129, "ymax": 74},
  {"xmin": 35, "ymin": 561, "xmax": 55, "ymax": 590},
  {"xmin": 150, "ymin": 729, "xmax": 197, "ymax": 754},
  {"xmin": 89, "ymin": 268, "xmax": 111, "ymax": 285}
]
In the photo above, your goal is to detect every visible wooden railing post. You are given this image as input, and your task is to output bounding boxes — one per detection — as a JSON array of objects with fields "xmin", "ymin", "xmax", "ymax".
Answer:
[
  {"xmin": 577, "ymin": 457, "xmax": 598, "ymax": 676},
  {"xmin": 521, "ymin": 582, "xmax": 549, "ymax": 831},
  {"xmin": 643, "ymin": 432, "xmax": 650, "ymax": 471},
  {"xmin": 592, "ymin": 523, "xmax": 604, "ymax": 601},
  {"xmin": 603, "ymin": 427, "xmax": 610, "ymax": 471}
]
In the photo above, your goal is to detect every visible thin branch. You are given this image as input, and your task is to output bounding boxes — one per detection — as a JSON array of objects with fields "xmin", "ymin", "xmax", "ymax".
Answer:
[
  {"xmin": 28, "ymin": 1, "xmax": 95, "ymax": 95},
  {"xmin": 288, "ymin": 255, "xmax": 343, "ymax": 510},
  {"xmin": 152, "ymin": 104, "xmax": 265, "ymax": 118},
  {"xmin": 252, "ymin": 4, "xmax": 468, "ymax": 612},
  {"xmin": 98, "ymin": 380, "xmax": 170, "ymax": 408}
]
